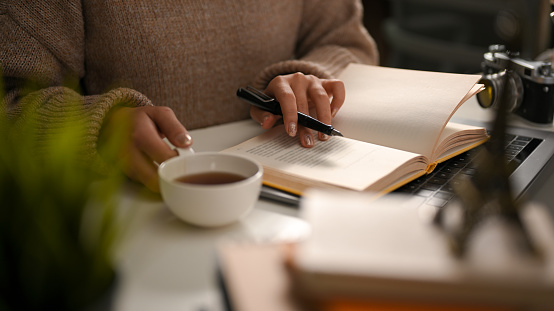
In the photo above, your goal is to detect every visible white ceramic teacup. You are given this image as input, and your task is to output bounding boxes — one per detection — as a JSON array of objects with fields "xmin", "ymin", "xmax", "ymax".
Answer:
[{"xmin": 158, "ymin": 149, "xmax": 263, "ymax": 227}]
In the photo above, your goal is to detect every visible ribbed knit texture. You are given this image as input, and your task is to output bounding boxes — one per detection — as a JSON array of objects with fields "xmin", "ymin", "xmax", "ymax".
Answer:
[{"xmin": 1, "ymin": 0, "xmax": 378, "ymax": 173}]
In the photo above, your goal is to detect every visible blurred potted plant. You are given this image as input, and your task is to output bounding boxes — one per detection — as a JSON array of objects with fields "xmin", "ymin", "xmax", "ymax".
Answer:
[{"xmin": 0, "ymin": 82, "xmax": 126, "ymax": 310}]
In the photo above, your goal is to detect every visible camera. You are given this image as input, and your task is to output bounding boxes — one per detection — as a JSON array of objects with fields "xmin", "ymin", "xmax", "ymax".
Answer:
[{"xmin": 477, "ymin": 44, "xmax": 554, "ymax": 124}]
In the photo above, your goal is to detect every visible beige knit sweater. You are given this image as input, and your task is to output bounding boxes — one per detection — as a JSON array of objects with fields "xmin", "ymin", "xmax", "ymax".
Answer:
[{"xmin": 0, "ymin": 0, "xmax": 378, "ymax": 171}]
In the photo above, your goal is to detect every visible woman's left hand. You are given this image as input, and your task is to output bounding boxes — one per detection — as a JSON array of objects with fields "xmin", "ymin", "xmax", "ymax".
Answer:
[{"xmin": 249, "ymin": 73, "xmax": 345, "ymax": 148}]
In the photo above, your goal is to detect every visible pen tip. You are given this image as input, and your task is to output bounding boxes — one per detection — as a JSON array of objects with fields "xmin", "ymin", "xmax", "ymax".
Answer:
[{"xmin": 331, "ymin": 129, "xmax": 343, "ymax": 137}]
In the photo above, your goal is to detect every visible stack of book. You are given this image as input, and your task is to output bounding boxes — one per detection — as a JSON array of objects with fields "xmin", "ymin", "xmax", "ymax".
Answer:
[{"xmin": 218, "ymin": 190, "xmax": 554, "ymax": 311}]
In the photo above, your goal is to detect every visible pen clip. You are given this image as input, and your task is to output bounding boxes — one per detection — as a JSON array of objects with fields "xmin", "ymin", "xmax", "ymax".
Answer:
[
  {"xmin": 237, "ymin": 86, "xmax": 283, "ymax": 115},
  {"xmin": 245, "ymin": 86, "xmax": 273, "ymax": 101}
]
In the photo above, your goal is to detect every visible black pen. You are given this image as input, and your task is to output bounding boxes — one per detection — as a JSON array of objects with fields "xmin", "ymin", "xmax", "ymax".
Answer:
[{"xmin": 236, "ymin": 86, "xmax": 343, "ymax": 137}]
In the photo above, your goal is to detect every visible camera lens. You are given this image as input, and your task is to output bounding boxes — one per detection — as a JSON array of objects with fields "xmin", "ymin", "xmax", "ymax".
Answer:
[
  {"xmin": 477, "ymin": 70, "xmax": 523, "ymax": 112},
  {"xmin": 476, "ymin": 79, "xmax": 495, "ymax": 108}
]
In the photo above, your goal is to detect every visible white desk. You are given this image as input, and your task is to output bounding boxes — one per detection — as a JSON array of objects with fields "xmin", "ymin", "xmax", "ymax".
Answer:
[
  {"xmin": 113, "ymin": 120, "xmax": 308, "ymax": 311},
  {"xmin": 113, "ymin": 101, "xmax": 554, "ymax": 311}
]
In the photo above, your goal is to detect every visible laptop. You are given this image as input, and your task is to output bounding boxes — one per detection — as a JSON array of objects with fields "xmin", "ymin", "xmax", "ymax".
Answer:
[
  {"xmin": 259, "ymin": 120, "xmax": 554, "ymax": 209},
  {"xmin": 394, "ymin": 121, "xmax": 554, "ymax": 212}
]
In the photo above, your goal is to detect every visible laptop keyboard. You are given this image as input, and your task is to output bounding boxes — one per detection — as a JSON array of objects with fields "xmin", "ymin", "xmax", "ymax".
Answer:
[{"xmin": 394, "ymin": 134, "xmax": 543, "ymax": 209}]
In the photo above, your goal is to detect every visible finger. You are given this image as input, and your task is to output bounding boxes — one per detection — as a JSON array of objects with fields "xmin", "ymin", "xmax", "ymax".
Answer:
[
  {"xmin": 132, "ymin": 111, "xmax": 178, "ymax": 165},
  {"xmin": 250, "ymin": 106, "xmax": 281, "ymax": 129},
  {"xmin": 307, "ymin": 83, "xmax": 333, "ymax": 141},
  {"xmin": 122, "ymin": 146, "xmax": 161, "ymax": 193},
  {"xmin": 148, "ymin": 106, "xmax": 193, "ymax": 149},
  {"xmin": 322, "ymin": 79, "xmax": 345, "ymax": 118},
  {"xmin": 290, "ymin": 74, "xmax": 311, "ymax": 115},
  {"xmin": 290, "ymin": 75, "xmax": 315, "ymax": 147},
  {"xmin": 267, "ymin": 77, "xmax": 298, "ymax": 137}
]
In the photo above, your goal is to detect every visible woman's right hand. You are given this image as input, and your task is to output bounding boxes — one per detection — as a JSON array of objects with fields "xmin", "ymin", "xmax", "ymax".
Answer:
[
  {"xmin": 250, "ymin": 73, "xmax": 345, "ymax": 148},
  {"xmin": 99, "ymin": 105, "xmax": 192, "ymax": 193}
]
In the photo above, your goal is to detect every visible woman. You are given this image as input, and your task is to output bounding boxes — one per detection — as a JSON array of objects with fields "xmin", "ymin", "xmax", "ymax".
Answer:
[{"xmin": 0, "ymin": 0, "xmax": 378, "ymax": 192}]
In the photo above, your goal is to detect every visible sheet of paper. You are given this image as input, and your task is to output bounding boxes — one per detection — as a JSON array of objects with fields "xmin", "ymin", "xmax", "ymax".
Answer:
[
  {"xmin": 334, "ymin": 64, "xmax": 482, "ymax": 158},
  {"xmin": 432, "ymin": 122, "xmax": 486, "ymax": 160},
  {"xmin": 223, "ymin": 125, "xmax": 426, "ymax": 191}
]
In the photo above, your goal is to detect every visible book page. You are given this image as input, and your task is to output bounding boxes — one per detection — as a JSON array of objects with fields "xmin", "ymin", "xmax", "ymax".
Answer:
[
  {"xmin": 431, "ymin": 122, "xmax": 488, "ymax": 160},
  {"xmin": 222, "ymin": 125, "xmax": 428, "ymax": 192},
  {"xmin": 334, "ymin": 64, "xmax": 482, "ymax": 159}
]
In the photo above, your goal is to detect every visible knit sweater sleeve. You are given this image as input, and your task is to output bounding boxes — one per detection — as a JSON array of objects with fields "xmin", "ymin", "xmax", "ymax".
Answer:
[
  {"xmin": 0, "ymin": 1, "xmax": 152, "ymax": 174},
  {"xmin": 253, "ymin": 0, "xmax": 378, "ymax": 89}
]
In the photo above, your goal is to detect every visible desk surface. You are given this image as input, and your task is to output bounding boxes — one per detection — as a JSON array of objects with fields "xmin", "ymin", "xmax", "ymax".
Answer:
[
  {"xmin": 114, "ymin": 119, "xmax": 307, "ymax": 311},
  {"xmin": 113, "ymin": 100, "xmax": 554, "ymax": 311}
]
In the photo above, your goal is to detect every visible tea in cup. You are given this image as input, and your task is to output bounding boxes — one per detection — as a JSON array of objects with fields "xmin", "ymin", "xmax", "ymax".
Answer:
[{"xmin": 158, "ymin": 152, "xmax": 263, "ymax": 227}]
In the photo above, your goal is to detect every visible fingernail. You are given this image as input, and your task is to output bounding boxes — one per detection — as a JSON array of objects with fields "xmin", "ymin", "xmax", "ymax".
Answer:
[
  {"xmin": 304, "ymin": 134, "xmax": 313, "ymax": 147},
  {"xmin": 261, "ymin": 115, "xmax": 270, "ymax": 126},
  {"xmin": 176, "ymin": 132, "xmax": 192, "ymax": 146},
  {"xmin": 331, "ymin": 108, "xmax": 339, "ymax": 118},
  {"xmin": 320, "ymin": 134, "xmax": 329, "ymax": 141},
  {"xmin": 288, "ymin": 122, "xmax": 297, "ymax": 136}
]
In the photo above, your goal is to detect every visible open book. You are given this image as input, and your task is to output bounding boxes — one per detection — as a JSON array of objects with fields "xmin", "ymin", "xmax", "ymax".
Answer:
[{"xmin": 222, "ymin": 64, "xmax": 487, "ymax": 195}]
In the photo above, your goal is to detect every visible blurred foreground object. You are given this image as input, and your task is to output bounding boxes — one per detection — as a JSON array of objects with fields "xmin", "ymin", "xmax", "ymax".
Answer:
[
  {"xmin": 0, "ymin": 84, "xmax": 126, "ymax": 310},
  {"xmin": 218, "ymin": 191, "xmax": 554, "ymax": 310},
  {"xmin": 289, "ymin": 191, "xmax": 554, "ymax": 309},
  {"xmin": 440, "ymin": 49, "xmax": 543, "ymax": 259}
]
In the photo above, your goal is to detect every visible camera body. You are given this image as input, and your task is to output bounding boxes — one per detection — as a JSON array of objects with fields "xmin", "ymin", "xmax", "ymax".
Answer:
[{"xmin": 477, "ymin": 45, "xmax": 554, "ymax": 124}]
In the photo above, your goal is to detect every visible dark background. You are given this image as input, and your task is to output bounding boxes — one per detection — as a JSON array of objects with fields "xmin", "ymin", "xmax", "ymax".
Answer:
[{"xmin": 361, "ymin": 0, "xmax": 553, "ymax": 73}]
